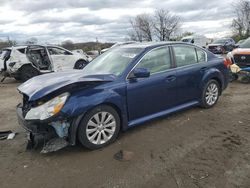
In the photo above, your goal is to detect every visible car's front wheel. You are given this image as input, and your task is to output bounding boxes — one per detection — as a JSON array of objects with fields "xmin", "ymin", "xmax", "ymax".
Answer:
[
  {"xmin": 77, "ymin": 105, "xmax": 120, "ymax": 149},
  {"xmin": 201, "ymin": 79, "xmax": 220, "ymax": 108},
  {"xmin": 20, "ymin": 65, "xmax": 39, "ymax": 82}
]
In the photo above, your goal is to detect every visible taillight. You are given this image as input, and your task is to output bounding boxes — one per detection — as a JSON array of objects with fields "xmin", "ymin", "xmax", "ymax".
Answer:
[{"xmin": 223, "ymin": 58, "xmax": 232, "ymax": 68}]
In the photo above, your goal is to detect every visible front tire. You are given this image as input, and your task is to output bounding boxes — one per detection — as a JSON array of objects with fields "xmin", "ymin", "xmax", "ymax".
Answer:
[
  {"xmin": 20, "ymin": 65, "xmax": 39, "ymax": 82},
  {"xmin": 77, "ymin": 105, "xmax": 120, "ymax": 150},
  {"xmin": 200, "ymin": 79, "xmax": 220, "ymax": 108}
]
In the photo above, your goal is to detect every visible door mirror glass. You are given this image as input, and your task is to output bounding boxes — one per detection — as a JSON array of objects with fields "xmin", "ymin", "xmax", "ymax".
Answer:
[{"xmin": 129, "ymin": 68, "xmax": 150, "ymax": 79}]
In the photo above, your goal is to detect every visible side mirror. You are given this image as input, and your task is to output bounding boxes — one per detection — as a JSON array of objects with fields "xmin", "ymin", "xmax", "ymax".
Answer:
[{"xmin": 129, "ymin": 68, "xmax": 150, "ymax": 79}]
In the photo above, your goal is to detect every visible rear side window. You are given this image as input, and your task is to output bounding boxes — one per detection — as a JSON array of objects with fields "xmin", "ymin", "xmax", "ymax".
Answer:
[
  {"xmin": 137, "ymin": 47, "xmax": 171, "ymax": 74},
  {"xmin": 48, "ymin": 47, "xmax": 71, "ymax": 55},
  {"xmin": 196, "ymin": 48, "xmax": 206, "ymax": 62},
  {"xmin": 17, "ymin": 48, "xmax": 25, "ymax": 54},
  {"xmin": 173, "ymin": 46, "xmax": 197, "ymax": 67}
]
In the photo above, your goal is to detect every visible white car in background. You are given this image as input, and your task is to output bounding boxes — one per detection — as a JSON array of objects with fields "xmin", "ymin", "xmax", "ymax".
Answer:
[
  {"xmin": 0, "ymin": 45, "xmax": 90, "ymax": 82},
  {"xmin": 181, "ymin": 35, "xmax": 208, "ymax": 48},
  {"xmin": 100, "ymin": 41, "xmax": 137, "ymax": 54},
  {"xmin": 72, "ymin": 49, "xmax": 93, "ymax": 62}
]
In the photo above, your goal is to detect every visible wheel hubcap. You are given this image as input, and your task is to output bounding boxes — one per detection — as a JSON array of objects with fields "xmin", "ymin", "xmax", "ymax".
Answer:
[
  {"xmin": 205, "ymin": 83, "xmax": 218, "ymax": 106},
  {"xmin": 86, "ymin": 112, "xmax": 116, "ymax": 145}
]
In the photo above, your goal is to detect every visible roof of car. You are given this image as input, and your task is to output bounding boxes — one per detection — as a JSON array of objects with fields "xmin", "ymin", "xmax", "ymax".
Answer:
[
  {"xmin": 119, "ymin": 41, "xmax": 198, "ymax": 49},
  {"xmin": 2, "ymin": 44, "xmax": 68, "ymax": 50}
]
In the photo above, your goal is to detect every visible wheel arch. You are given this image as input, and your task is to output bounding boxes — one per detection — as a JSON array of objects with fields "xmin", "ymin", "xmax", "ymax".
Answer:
[
  {"xmin": 68, "ymin": 101, "xmax": 128, "ymax": 146},
  {"xmin": 209, "ymin": 77, "xmax": 222, "ymax": 95},
  {"xmin": 200, "ymin": 68, "xmax": 224, "ymax": 94}
]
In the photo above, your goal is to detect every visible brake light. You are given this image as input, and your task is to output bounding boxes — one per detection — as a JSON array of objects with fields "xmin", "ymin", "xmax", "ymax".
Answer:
[{"xmin": 223, "ymin": 58, "xmax": 232, "ymax": 68}]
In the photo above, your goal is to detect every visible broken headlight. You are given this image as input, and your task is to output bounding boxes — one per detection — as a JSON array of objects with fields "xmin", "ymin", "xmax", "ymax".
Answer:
[{"xmin": 25, "ymin": 93, "xmax": 69, "ymax": 120}]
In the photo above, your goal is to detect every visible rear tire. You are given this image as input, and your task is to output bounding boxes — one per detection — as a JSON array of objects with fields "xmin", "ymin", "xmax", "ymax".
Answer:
[
  {"xmin": 77, "ymin": 105, "xmax": 120, "ymax": 150},
  {"xmin": 74, "ymin": 60, "xmax": 88, "ymax": 69},
  {"xmin": 20, "ymin": 65, "xmax": 39, "ymax": 82},
  {"xmin": 200, "ymin": 79, "xmax": 220, "ymax": 108}
]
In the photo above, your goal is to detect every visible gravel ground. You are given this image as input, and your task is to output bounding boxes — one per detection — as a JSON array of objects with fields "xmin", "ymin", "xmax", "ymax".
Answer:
[{"xmin": 0, "ymin": 78, "xmax": 250, "ymax": 188}]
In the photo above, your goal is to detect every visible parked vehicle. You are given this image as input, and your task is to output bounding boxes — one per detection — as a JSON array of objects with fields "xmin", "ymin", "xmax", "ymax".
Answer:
[
  {"xmin": 235, "ymin": 39, "xmax": 246, "ymax": 47},
  {"xmin": 86, "ymin": 50, "xmax": 100, "ymax": 59},
  {"xmin": 0, "ymin": 45, "xmax": 90, "ymax": 82},
  {"xmin": 227, "ymin": 37, "xmax": 250, "ymax": 68},
  {"xmin": 208, "ymin": 38, "xmax": 235, "ymax": 54},
  {"xmin": 72, "ymin": 49, "xmax": 93, "ymax": 62},
  {"xmin": 16, "ymin": 42, "xmax": 229, "ymax": 152},
  {"xmin": 181, "ymin": 35, "xmax": 208, "ymax": 48}
]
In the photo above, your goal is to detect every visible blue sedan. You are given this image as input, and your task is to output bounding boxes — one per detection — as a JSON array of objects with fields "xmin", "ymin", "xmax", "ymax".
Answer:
[{"xmin": 17, "ymin": 42, "xmax": 229, "ymax": 151}]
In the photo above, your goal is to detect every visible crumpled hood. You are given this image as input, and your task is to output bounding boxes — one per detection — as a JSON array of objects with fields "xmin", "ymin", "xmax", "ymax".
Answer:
[{"xmin": 18, "ymin": 70, "xmax": 116, "ymax": 101}]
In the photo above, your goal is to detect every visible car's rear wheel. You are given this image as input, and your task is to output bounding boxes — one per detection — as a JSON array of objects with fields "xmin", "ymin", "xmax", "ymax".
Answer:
[
  {"xmin": 77, "ymin": 105, "xmax": 120, "ymax": 149},
  {"xmin": 74, "ymin": 60, "xmax": 88, "ymax": 69},
  {"xmin": 201, "ymin": 79, "xmax": 220, "ymax": 108},
  {"xmin": 20, "ymin": 65, "xmax": 39, "ymax": 82}
]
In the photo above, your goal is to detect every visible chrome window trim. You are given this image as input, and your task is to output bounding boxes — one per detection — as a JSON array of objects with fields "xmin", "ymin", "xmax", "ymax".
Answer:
[{"xmin": 126, "ymin": 44, "xmax": 208, "ymax": 80}]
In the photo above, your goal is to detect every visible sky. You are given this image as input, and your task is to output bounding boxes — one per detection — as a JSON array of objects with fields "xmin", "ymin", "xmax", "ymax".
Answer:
[{"xmin": 0, "ymin": 0, "xmax": 235, "ymax": 44}]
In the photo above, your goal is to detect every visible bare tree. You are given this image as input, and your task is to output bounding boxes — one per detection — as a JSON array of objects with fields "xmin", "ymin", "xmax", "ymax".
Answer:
[
  {"xmin": 128, "ymin": 14, "xmax": 153, "ymax": 41},
  {"xmin": 232, "ymin": 0, "xmax": 250, "ymax": 37},
  {"xmin": 153, "ymin": 9, "xmax": 181, "ymax": 41}
]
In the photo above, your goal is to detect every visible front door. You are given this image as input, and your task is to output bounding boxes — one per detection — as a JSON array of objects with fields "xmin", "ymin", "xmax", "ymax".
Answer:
[
  {"xmin": 47, "ymin": 47, "xmax": 75, "ymax": 72},
  {"xmin": 126, "ymin": 46, "xmax": 177, "ymax": 122}
]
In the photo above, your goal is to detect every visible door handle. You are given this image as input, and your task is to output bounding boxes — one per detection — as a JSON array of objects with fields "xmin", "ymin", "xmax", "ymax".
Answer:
[
  {"xmin": 165, "ymin": 75, "xmax": 176, "ymax": 82},
  {"xmin": 200, "ymin": 67, "xmax": 207, "ymax": 72}
]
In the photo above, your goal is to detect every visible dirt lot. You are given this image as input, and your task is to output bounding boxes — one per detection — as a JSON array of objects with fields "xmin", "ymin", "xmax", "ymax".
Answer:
[{"xmin": 0, "ymin": 78, "xmax": 250, "ymax": 188}]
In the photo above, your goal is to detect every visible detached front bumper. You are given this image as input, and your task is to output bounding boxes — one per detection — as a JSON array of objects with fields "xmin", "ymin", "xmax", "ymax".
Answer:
[{"xmin": 16, "ymin": 104, "xmax": 69, "ymax": 153}]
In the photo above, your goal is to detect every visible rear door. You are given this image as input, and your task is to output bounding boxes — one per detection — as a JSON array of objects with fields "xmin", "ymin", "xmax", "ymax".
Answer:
[
  {"xmin": 26, "ymin": 46, "xmax": 52, "ymax": 71},
  {"xmin": 126, "ymin": 46, "xmax": 178, "ymax": 122},
  {"xmin": 172, "ymin": 45, "xmax": 207, "ymax": 104}
]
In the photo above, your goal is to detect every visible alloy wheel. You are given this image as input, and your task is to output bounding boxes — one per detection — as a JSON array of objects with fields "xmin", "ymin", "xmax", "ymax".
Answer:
[
  {"xmin": 205, "ymin": 83, "xmax": 219, "ymax": 106},
  {"xmin": 86, "ymin": 111, "xmax": 116, "ymax": 145}
]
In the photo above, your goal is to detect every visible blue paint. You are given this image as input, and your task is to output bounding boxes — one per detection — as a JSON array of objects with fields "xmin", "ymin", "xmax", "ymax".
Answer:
[{"xmin": 18, "ymin": 42, "xmax": 229, "ymax": 131}]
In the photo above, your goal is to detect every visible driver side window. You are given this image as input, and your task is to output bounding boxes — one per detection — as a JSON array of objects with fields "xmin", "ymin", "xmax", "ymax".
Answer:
[
  {"xmin": 136, "ymin": 47, "xmax": 171, "ymax": 75},
  {"xmin": 48, "ymin": 47, "xmax": 70, "ymax": 55}
]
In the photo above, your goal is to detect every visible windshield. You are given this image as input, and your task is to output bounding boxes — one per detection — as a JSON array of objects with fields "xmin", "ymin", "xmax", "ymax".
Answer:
[
  {"xmin": 212, "ymin": 39, "xmax": 228, "ymax": 44},
  {"xmin": 239, "ymin": 38, "xmax": 250, "ymax": 48},
  {"xmin": 82, "ymin": 47, "xmax": 143, "ymax": 76}
]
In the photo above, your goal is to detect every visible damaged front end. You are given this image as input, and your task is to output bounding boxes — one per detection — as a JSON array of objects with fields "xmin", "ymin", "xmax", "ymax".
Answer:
[{"xmin": 16, "ymin": 92, "xmax": 72, "ymax": 153}]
